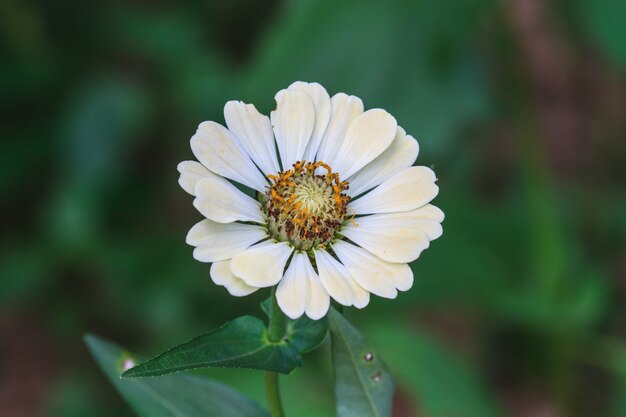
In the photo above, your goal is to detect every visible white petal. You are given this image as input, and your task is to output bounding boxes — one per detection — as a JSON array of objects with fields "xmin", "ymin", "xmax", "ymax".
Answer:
[
  {"xmin": 315, "ymin": 93, "xmax": 364, "ymax": 166},
  {"xmin": 190, "ymin": 121, "xmax": 267, "ymax": 192},
  {"xmin": 177, "ymin": 161, "xmax": 220, "ymax": 196},
  {"xmin": 223, "ymin": 101, "xmax": 280, "ymax": 175},
  {"xmin": 306, "ymin": 268, "xmax": 330, "ymax": 320},
  {"xmin": 271, "ymin": 89, "xmax": 315, "ymax": 169},
  {"xmin": 314, "ymin": 249, "xmax": 369, "ymax": 308},
  {"xmin": 231, "ymin": 241, "xmax": 293, "ymax": 287},
  {"xmin": 276, "ymin": 252, "xmax": 309, "ymax": 319},
  {"xmin": 186, "ymin": 219, "xmax": 267, "ymax": 263},
  {"xmin": 342, "ymin": 204, "xmax": 444, "ymax": 263},
  {"xmin": 210, "ymin": 260, "xmax": 259, "ymax": 297},
  {"xmin": 333, "ymin": 241, "xmax": 413, "ymax": 297},
  {"xmin": 330, "ymin": 109, "xmax": 397, "ymax": 179},
  {"xmin": 348, "ymin": 166, "xmax": 438, "ymax": 215},
  {"xmin": 347, "ymin": 127, "xmax": 419, "ymax": 197},
  {"xmin": 193, "ymin": 177, "xmax": 264, "ymax": 224},
  {"xmin": 288, "ymin": 82, "xmax": 331, "ymax": 163}
]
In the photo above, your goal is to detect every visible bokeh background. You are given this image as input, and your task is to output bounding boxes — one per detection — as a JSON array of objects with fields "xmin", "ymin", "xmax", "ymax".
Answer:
[{"xmin": 2, "ymin": 0, "xmax": 626, "ymax": 416}]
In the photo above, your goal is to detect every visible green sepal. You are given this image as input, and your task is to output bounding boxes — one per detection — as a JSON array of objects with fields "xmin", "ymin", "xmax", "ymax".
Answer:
[{"xmin": 260, "ymin": 297, "xmax": 329, "ymax": 354}]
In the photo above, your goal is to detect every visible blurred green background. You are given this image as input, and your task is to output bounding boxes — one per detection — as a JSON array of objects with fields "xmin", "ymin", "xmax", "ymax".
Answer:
[{"xmin": 1, "ymin": 0, "xmax": 625, "ymax": 416}]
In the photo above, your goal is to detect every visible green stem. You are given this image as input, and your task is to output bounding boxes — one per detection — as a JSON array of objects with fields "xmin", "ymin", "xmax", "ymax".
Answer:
[
  {"xmin": 267, "ymin": 286, "xmax": 288, "ymax": 343},
  {"xmin": 265, "ymin": 287, "xmax": 287, "ymax": 417},
  {"xmin": 264, "ymin": 371, "xmax": 284, "ymax": 417}
]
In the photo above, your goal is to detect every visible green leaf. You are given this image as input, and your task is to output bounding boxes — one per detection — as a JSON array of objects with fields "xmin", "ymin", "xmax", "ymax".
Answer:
[
  {"xmin": 122, "ymin": 316, "xmax": 302, "ymax": 377},
  {"xmin": 84, "ymin": 334, "xmax": 268, "ymax": 417},
  {"xmin": 328, "ymin": 308, "xmax": 393, "ymax": 417},
  {"xmin": 364, "ymin": 320, "xmax": 504, "ymax": 417},
  {"xmin": 287, "ymin": 314, "xmax": 328, "ymax": 354},
  {"xmin": 260, "ymin": 298, "xmax": 329, "ymax": 354}
]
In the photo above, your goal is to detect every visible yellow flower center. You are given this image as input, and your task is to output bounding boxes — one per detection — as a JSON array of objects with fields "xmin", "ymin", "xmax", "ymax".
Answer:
[{"xmin": 263, "ymin": 161, "xmax": 351, "ymax": 251}]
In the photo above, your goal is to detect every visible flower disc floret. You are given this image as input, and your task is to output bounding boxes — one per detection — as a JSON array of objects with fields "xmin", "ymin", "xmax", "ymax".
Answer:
[{"xmin": 263, "ymin": 160, "xmax": 351, "ymax": 251}]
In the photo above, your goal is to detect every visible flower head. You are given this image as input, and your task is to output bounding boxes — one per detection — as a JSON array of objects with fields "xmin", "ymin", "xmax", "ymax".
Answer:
[{"xmin": 178, "ymin": 82, "xmax": 443, "ymax": 320}]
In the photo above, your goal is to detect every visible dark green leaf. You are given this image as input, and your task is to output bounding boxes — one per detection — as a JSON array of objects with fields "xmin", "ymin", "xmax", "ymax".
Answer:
[
  {"xmin": 364, "ymin": 320, "xmax": 504, "ymax": 417},
  {"xmin": 329, "ymin": 308, "xmax": 393, "ymax": 417},
  {"xmin": 123, "ymin": 316, "xmax": 301, "ymax": 377},
  {"xmin": 261, "ymin": 297, "xmax": 328, "ymax": 354},
  {"xmin": 84, "ymin": 334, "xmax": 268, "ymax": 417},
  {"xmin": 287, "ymin": 315, "xmax": 328, "ymax": 354}
]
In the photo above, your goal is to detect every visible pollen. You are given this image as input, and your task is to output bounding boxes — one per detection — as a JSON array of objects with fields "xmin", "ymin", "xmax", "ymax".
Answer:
[{"xmin": 263, "ymin": 160, "xmax": 351, "ymax": 250}]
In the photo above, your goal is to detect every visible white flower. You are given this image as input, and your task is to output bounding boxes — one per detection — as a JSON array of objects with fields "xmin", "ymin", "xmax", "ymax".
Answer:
[{"xmin": 178, "ymin": 82, "xmax": 444, "ymax": 320}]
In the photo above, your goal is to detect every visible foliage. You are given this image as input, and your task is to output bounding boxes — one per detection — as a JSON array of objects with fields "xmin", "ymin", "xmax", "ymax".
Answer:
[
  {"xmin": 85, "ymin": 334, "xmax": 269, "ymax": 417},
  {"xmin": 328, "ymin": 308, "xmax": 393, "ymax": 417}
]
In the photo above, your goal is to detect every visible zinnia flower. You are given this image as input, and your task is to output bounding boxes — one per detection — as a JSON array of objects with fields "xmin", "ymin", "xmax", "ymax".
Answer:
[{"xmin": 178, "ymin": 82, "xmax": 443, "ymax": 320}]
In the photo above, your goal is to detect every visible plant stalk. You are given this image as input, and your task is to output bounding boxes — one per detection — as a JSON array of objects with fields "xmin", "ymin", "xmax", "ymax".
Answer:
[{"xmin": 265, "ymin": 286, "xmax": 287, "ymax": 417}]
